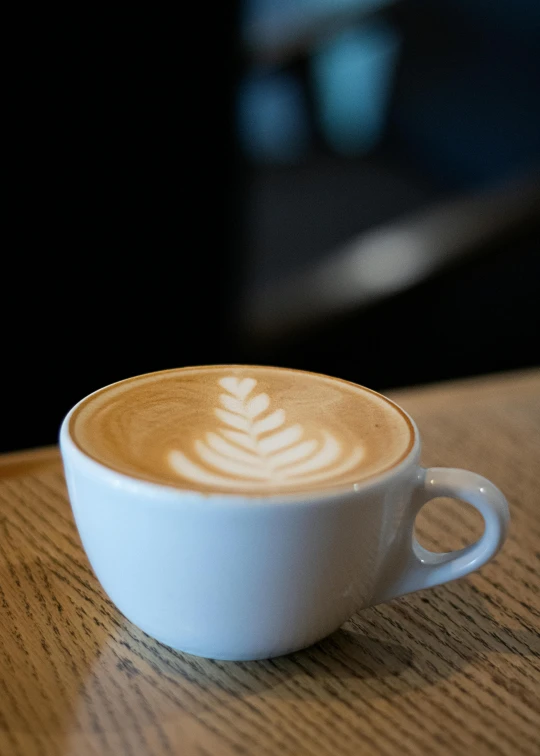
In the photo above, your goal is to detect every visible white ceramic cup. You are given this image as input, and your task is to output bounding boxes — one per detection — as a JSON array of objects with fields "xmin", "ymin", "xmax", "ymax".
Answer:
[{"xmin": 60, "ymin": 379, "xmax": 509, "ymax": 661}]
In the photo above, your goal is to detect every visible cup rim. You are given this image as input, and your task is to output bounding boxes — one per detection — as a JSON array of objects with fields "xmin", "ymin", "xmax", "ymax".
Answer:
[{"xmin": 60, "ymin": 365, "xmax": 421, "ymax": 504}]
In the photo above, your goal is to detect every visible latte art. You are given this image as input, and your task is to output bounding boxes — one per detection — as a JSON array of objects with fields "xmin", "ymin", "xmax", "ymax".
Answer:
[
  {"xmin": 68, "ymin": 366, "xmax": 414, "ymax": 495},
  {"xmin": 168, "ymin": 376, "xmax": 365, "ymax": 490}
]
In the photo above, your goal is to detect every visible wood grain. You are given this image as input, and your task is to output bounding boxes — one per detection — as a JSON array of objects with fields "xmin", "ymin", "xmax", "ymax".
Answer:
[
  {"xmin": 0, "ymin": 369, "xmax": 539, "ymax": 756},
  {"xmin": 0, "ymin": 447, "xmax": 62, "ymax": 481}
]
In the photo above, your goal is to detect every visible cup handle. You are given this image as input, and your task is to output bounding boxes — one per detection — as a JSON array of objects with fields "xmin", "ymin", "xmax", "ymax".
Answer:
[{"xmin": 376, "ymin": 467, "xmax": 510, "ymax": 603}]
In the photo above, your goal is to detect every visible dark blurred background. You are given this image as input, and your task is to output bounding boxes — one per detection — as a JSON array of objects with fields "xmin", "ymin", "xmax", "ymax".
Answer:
[{"xmin": 3, "ymin": 1, "xmax": 540, "ymax": 453}]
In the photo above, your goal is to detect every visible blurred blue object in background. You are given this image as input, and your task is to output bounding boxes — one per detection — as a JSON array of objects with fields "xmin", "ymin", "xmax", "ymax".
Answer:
[
  {"xmin": 237, "ymin": 68, "xmax": 310, "ymax": 162},
  {"xmin": 239, "ymin": 1, "xmax": 401, "ymax": 162},
  {"xmin": 311, "ymin": 21, "xmax": 400, "ymax": 154}
]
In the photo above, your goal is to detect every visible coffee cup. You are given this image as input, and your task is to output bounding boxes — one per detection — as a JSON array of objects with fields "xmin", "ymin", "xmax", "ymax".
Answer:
[{"xmin": 60, "ymin": 365, "xmax": 509, "ymax": 660}]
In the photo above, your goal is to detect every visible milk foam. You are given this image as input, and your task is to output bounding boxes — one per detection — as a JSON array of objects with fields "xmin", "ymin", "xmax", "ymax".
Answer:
[{"xmin": 69, "ymin": 366, "xmax": 414, "ymax": 495}]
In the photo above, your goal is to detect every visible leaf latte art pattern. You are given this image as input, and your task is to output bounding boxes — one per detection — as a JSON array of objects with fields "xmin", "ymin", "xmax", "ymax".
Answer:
[{"xmin": 168, "ymin": 376, "xmax": 365, "ymax": 491}]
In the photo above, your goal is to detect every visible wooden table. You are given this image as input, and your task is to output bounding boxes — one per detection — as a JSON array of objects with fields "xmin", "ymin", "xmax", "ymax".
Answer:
[{"xmin": 1, "ymin": 370, "xmax": 539, "ymax": 756}]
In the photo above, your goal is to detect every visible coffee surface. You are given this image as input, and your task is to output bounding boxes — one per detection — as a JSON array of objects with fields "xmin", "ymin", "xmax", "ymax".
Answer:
[{"xmin": 69, "ymin": 366, "xmax": 414, "ymax": 495}]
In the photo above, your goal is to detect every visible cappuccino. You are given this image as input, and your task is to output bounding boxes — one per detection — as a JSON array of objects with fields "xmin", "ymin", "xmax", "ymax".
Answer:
[{"xmin": 69, "ymin": 366, "xmax": 414, "ymax": 495}]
